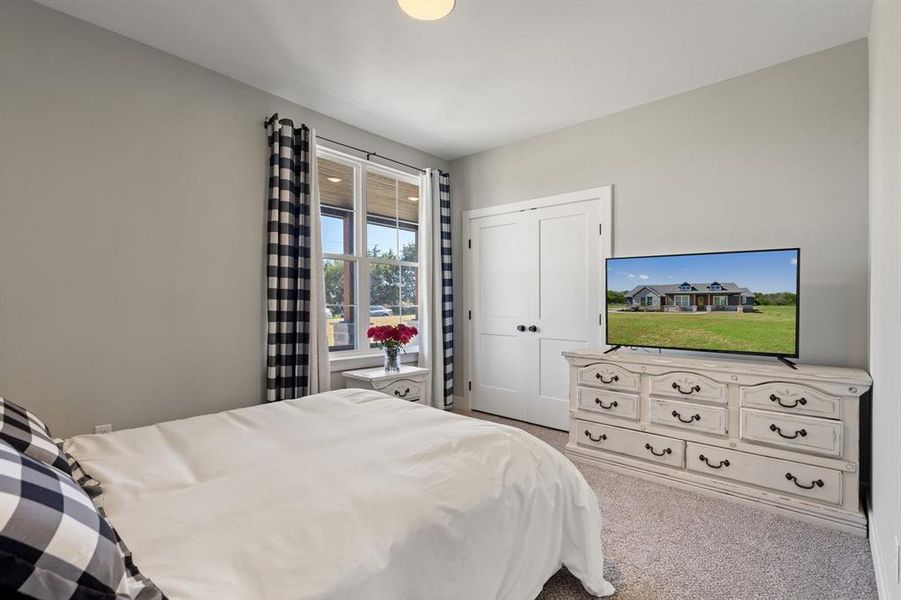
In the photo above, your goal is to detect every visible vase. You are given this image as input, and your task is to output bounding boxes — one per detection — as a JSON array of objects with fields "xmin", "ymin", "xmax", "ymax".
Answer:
[{"xmin": 384, "ymin": 347, "xmax": 401, "ymax": 373}]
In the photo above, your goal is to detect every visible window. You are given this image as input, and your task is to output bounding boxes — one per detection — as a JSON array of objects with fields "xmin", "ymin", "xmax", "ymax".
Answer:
[
  {"xmin": 709, "ymin": 283, "xmax": 722, "ymax": 291},
  {"xmin": 675, "ymin": 295, "xmax": 690, "ymax": 308},
  {"xmin": 714, "ymin": 295, "xmax": 728, "ymax": 307},
  {"xmin": 319, "ymin": 148, "xmax": 422, "ymax": 354},
  {"xmin": 679, "ymin": 283, "xmax": 692, "ymax": 291},
  {"xmin": 641, "ymin": 295, "xmax": 656, "ymax": 307}
]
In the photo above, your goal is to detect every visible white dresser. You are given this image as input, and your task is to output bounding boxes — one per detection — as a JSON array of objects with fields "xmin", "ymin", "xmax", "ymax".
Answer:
[
  {"xmin": 563, "ymin": 349, "xmax": 872, "ymax": 535},
  {"xmin": 342, "ymin": 365, "xmax": 430, "ymax": 405}
]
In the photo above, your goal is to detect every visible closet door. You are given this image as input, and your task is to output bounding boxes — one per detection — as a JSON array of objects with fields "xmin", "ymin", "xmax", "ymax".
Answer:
[
  {"xmin": 467, "ymin": 188, "xmax": 611, "ymax": 430},
  {"xmin": 523, "ymin": 200, "xmax": 602, "ymax": 429},
  {"xmin": 469, "ymin": 212, "xmax": 531, "ymax": 421}
]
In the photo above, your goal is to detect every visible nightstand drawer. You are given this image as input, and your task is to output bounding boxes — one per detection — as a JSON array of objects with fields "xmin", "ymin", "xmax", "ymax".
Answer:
[
  {"xmin": 342, "ymin": 366, "xmax": 431, "ymax": 405},
  {"xmin": 375, "ymin": 377, "xmax": 424, "ymax": 401}
]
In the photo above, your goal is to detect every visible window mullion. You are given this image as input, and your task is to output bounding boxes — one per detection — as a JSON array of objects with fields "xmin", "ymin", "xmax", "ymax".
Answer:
[{"xmin": 358, "ymin": 165, "xmax": 369, "ymax": 350}]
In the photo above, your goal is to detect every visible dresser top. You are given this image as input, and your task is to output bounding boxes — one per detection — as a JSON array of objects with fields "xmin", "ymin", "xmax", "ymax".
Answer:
[
  {"xmin": 563, "ymin": 348, "xmax": 872, "ymax": 387},
  {"xmin": 342, "ymin": 365, "xmax": 430, "ymax": 383}
]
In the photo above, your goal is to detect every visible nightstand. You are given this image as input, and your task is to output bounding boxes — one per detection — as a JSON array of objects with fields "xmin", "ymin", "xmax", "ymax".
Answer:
[{"xmin": 342, "ymin": 365, "xmax": 431, "ymax": 405}]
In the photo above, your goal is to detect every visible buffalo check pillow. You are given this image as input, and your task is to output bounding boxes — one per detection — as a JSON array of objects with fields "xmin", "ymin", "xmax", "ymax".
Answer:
[
  {"xmin": 0, "ymin": 396, "xmax": 71, "ymax": 477},
  {"xmin": 0, "ymin": 439, "xmax": 127, "ymax": 599}
]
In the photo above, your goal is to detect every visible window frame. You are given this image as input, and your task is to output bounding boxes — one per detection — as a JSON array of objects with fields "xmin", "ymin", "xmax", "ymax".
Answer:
[
  {"xmin": 674, "ymin": 294, "xmax": 690, "ymax": 308},
  {"xmin": 318, "ymin": 146, "xmax": 424, "ymax": 358}
]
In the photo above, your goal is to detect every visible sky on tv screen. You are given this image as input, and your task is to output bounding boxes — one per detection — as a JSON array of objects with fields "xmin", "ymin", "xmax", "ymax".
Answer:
[{"xmin": 607, "ymin": 249, "xmax": 799, "ymax": 294}]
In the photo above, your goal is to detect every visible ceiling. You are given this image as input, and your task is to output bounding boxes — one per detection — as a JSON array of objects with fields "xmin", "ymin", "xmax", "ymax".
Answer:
[{"xmin": 36, "ymin": 0, "xmax": 871, "ymax": 160}]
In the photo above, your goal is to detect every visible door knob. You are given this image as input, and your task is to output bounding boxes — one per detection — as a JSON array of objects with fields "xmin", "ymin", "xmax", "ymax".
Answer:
[
  {"xmin": 516, "ymin": 325, "xmax": 526, "ymax": 332},
  {"xmin": 528, "ymin": 325, "xmax": 538, "ymax": 332}
]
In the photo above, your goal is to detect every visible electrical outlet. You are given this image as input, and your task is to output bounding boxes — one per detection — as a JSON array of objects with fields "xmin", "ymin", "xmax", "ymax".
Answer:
[{"xmin": 94, "ymin": 424, "xmax": 112, "ymax": 434}]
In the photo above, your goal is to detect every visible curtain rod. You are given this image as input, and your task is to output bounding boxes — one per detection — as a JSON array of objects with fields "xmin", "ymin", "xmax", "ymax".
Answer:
[{"xmin": 263, "ymin": 113, "xmax": 444, "ymax": 176}]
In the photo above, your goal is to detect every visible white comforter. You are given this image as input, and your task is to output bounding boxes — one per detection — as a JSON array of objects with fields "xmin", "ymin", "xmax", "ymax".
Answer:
[{"xmin": 65, "ymin": 389, "xmax": 614, "ymax": 600}]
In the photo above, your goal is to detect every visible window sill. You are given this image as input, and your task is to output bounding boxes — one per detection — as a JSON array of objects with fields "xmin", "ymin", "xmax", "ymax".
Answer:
[{"xmin": 329, "ymin": 350, "xmax": 419, "ymax": 373}]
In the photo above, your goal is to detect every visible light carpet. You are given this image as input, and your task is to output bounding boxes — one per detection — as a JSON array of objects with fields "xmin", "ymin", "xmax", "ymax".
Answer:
[{"xmin": 459, "ymin": 410, "xmax": 877, "ymax": 600}]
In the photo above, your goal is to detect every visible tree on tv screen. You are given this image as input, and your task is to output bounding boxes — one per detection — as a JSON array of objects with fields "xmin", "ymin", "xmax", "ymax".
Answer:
[
  {"xmin": 753, "ymin": 292, "xmax": 797, "ymax": 306},
  {"xmin": 607, "ymin": 290, "xmax": 628, "ymax": 305}
]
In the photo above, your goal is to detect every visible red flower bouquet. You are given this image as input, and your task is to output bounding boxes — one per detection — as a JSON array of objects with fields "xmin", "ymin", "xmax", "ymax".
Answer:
[
  {"xmin": 367, "ymin": 323, "xmax": 418, "ymax": 351},
  {"xmin": 368, "ymin": 323, "xmax": 418, "ymax": 372}
]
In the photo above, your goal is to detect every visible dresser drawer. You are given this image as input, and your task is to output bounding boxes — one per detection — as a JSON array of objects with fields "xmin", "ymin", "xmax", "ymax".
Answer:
[
  {"xmin": 740, "ymin": 408, "xmax": 843, "ymax": 457},
  {"xmin": 740, "ymin": 382, "xmax": 841, "ymax": 419},
  {"xmin": 649, "ymin": 397, "xmax": 727, "ymax": 436},
  {"xmin": 576, "ymin": 388, "xmax": 639, "ymax": 421},
  {"xmin": 576, "ymin": 421, "xmax": 684, "ymax": 468},
  {"xmin": 577, "ymin": 363, "xmax": 640, "ymax": 393},
  {"xmin": 374, "ymin": 378, "xmax": 424, "ymax": 401},
  {"xmin": 648, "ymin": 371, "xmax": 727, "ymax": 404},
  {"xmin": 686, "ymin": 442, "xmax": 843, "ymax": 505}
]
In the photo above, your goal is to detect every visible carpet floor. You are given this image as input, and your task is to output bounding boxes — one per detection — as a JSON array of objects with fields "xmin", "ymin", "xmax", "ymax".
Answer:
[{"xmin": 458, "ymin": 410, "xmax": 877, "ymax": 600}]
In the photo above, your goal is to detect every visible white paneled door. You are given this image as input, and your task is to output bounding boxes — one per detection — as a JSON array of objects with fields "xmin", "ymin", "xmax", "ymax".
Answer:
[{"xmin": 467, "ymin": 188, "xmax": 612, "ymax": 429}]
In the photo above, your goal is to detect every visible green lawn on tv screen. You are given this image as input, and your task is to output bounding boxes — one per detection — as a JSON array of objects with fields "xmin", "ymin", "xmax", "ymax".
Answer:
[{"xmin": 606, "ymin": 305, "xmax": 797, "ymax": 355}]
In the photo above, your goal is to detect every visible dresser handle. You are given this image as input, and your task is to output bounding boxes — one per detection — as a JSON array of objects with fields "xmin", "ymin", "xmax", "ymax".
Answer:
[
  {"xmin": 595, "ymin": 398, "xmax": 618, "ymax": 409},
  {"xmin": 698, "ymin": 454, "xmax": 730, "ymax": 469},
  {"xmin": 770, "ymin": 424, "xmax": 806, "ymax": 439},
  {"xmin": 672, "ymin": 410, "xmax": 701, "ymax": 424},
  {"xmin": 645, "ymin": 443, "xmax": 672, "ymax": 457},
  {"xmin": 785, "ymin": 473, "xmax": 823, "ymax": 490},
  {"xmin": 394, "ymin": 388, "xmax": 411, "ymax": 398},
  {"xmin": 769, "ymin": 394, "xmax": 807, "ymax": 409},
  {"xmin": 585, "ymin": 430, "xmax": 607, "ymax": 442},
  {"xmin": 672, "ymin": 382, "xmax": 701, "ymax": 395},
  {"xmin": 596, "ymin": 373, "xmax": 619, "ymax": 384}
]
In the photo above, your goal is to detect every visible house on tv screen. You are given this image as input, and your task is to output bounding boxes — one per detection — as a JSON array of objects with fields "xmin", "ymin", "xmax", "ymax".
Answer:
[{"xmin": 625, "ymin": 281, "xmax": 755, "ymax": 312}]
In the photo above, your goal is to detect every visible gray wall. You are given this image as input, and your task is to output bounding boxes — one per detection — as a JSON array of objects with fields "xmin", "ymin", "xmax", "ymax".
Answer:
[
  {"xmin": 451, "ymin": 40, "xmax": 869, "ymax": 377},
  {"xmin": 0, "ymin": 0, "xmax": 447, "ymax": 438},
  {"xmin": 867, "ymin": 2, "xmax": 901, "ymax": 597}
]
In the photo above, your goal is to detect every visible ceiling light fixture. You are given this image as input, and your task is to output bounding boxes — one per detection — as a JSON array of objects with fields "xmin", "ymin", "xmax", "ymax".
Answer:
[
  {"xmin": 397, "ymin": 0, "xmax": 455, "ymax": 21},
  {"xmin": 326, "ymin": 177, "xmax": 343, "ymax": 183},
  {"xmin": 407, "ymin": 196, "xmax": 419, "ymax": 201}
]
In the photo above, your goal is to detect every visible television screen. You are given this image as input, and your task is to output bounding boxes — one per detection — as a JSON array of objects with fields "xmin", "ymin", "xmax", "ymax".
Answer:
[{"xmin": 606, "ymin": 248, "xmax": 799, "ymax": 357}]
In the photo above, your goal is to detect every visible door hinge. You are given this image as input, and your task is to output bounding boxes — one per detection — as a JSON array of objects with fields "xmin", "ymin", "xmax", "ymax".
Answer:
[
  {"xmin": 468, "ymin": 239, "xmax": 471, "ymax": 249},
  {"xmin": 599, "ymin": 223, "xmax": 603, "ymax": 236},
  {"xmin": 468, "ymin": 381, "xmax": 472, "ymax": 391},
  {"xmin": 468, "ymin": 310, "xmax": 471, "ymax": 320},
  {"xmin": 599, "ymin": 313, "xmax": 603, "ymax": 325}
]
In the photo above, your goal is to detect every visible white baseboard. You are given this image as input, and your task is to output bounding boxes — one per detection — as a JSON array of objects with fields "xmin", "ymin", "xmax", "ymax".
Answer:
[
  {"xmin": 452, "ymin": 394, "xmax": 468, "ymax": 411},
  {"xmin": 868, "ymin": 498, "xmax": 893, "ymax": 600}
]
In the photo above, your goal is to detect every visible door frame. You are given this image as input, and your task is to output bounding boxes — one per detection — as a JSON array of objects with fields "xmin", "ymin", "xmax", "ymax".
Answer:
[{"xmin": 461, "ymin": 186, "xmax": 613, "ymax": 412}]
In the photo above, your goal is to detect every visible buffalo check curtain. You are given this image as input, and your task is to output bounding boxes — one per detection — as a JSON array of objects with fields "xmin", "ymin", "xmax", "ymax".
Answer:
[
  {"xmin": 419, "ymin": 170, "xmax": 455, "ymax": 409},
  {"xmin": 266, "ymin": 118, "xmax": 329, "ymax": 402}
]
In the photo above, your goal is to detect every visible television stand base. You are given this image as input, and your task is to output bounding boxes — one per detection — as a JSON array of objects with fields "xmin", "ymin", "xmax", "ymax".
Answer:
[
  {"xmin": 777, "ymin": 356, "xmax": 798, "ymax": 369},
  {"xmin": 603, "ymin": 346, "xmax": 621, "ymax": 354}
]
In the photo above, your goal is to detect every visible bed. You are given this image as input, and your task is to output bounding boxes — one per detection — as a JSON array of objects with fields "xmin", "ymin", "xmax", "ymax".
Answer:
[{"xmin": 63, "ymin": 388, "xmax": 615, "ymax": 599}]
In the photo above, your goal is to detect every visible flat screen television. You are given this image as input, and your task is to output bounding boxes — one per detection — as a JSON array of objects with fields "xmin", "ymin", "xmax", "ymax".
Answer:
[{"xmin": 606, "ymin": 248, "xmax": 800, "ymax": 358}]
